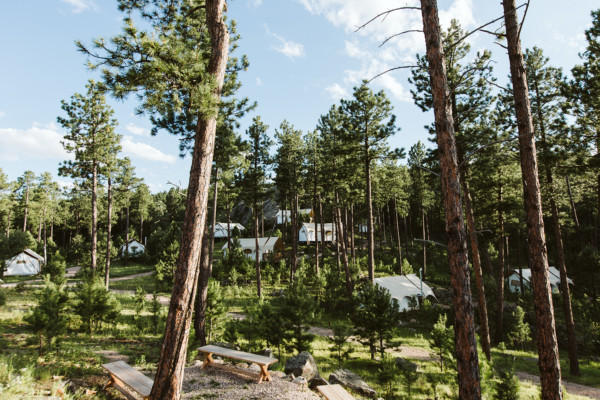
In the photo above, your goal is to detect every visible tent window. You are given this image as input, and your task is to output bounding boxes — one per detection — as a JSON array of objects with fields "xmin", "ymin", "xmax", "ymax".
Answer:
[
  {"xmin": 244, "ymin": 249, "xmax": 252, "ymax": 254},
  {"xmin": 510, "ymin": 279, "xmax": 520, "ymax": 287},
  {"xmin": 16, "ymin": 260, "xmax": 27, "ymax": 264}
]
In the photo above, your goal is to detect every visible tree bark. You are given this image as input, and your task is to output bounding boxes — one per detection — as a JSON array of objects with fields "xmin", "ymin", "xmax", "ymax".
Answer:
[
  {"xmin": 350, "ymin": 203, "xmax": 356, "ymax": 265},
  {"xmin": 254, "ymin": 204, "xmax": 262, "ymax": 296},
  {"xmin": 125, "ymin": 205, "xmax": 130, "ymax": 256},
  {"xmin": 91, "ymin": 162, "xmax": 98, "ymax": 272},
  {"xmin": 502, "ymin": 1, "xmax": 562, "ymax": 397},
  {"xmin": 420, "ymin": 1, "xmax": 481, "ymax": 398},
  {"xmin": 105, "ymin": 177, "xmax": 113, "ymax": 289},
  {"xmin": 421, "ymin": 208, "xmax": 427, "ymax": 279},
  {"xmin": 495, "ymin": 178, "xmax": 505, "ymax": 345},
  {"xmin": 194, "ymin": 233, "xmax": 211, "ymax": 346},
  {"xmin": 365, "ymin": 135, "xmax": 375, "ymax": 283},
  {"xmin": 208, "ymin": 169, "xmax": 219, "ymax": 272},
  {"xmin": 462, "ymin": 177, "xmax": 491, "ymax": 361},
  {"xmin": 394, "ymin": 197, "xmax": 403, "ymax": 273},
  {"xmin": 149, "ymin": 1, "xmax": 229, "ymax": 398},
  {"xmin": 565, "ymin": 175, "xmax": 579, "ymax": 231},
  {"xmin": 313, "ymin": 181, "xmax": 319, "ymax": 275},
  {"xmin": 319, "ymin": 193, "xmax": 325, "ymax": 256},
  {"xmin": 23, "ymin": 184, "xmax": 29, "ymax": 232}
]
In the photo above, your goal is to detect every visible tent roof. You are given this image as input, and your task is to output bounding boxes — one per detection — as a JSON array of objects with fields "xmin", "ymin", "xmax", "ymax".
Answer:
[
  {"xmin": 215, "ymin": 222, "xmax": 245, "ymax": 230},
  {"xmin": 222, "ymin": 237, "xmax": 281, "ymax": 251},
  {"xmin": 300, "ymin": 222, "xmax": 335, "ymax": 231},
  {"xmin": 510, "ymin": 267, "xmax": 573, "ymax": 286},
  {"xmin": 23, "ymin": 248, "xmax": 44, "ymax": 262},
  {"xmin": 374, "ymin": 274, "xmax": 436, "ymax": 302},
  {"xmin": 5, "ymin": 251, "xmax": 42, "ymax": 276},
  {"xmin": 120, "ymin": 239, "xmax": 146, "ymax": 249}
]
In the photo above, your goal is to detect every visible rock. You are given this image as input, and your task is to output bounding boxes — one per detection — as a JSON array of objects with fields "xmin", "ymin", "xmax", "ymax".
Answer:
[
  {"xmin": 235, "ymin": 362, "xmax": 249, "ymax": 369},
  {"xmin": 410, "ymin": 319, "xmax": 417, "ymax": 324},
  {"xmin": 271, "ymin": 370, "xmax": 286, "ymax": 378},
  {"xmin": 395, "ymin": 357, "xmax": 418, "ymax": 372},
  {"xmin": 260, "ymin": 348, "xmax": 275, "ymax": 358},
  {"xmin": 308, "ymin": 376, "xmax": 329, "ymax": 389},
  {"xmin": 283, "ymin": 373, "xmax": 295, "ymax": 381},
  {"xmin": 329, "ymin": 369, "xmax": 377, "ymax": 398},
  {"xmin": 284, "ymin": 352, "xmax": 320, "ymax": 381},
  {"xmin": 248, "ymin": 364, "xmax": 261, "ymax": 373},
  {"xmin": 293, "ymin": 376, "xmax": 308, "ymax": 386}
]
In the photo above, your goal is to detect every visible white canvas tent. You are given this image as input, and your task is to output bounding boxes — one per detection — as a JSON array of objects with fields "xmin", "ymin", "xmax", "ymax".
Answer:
[
  {"xmin": 119, "ymin": 239, "xmax": 146, "ymax": 256},
  {"xmin": 507, "ymin": 267, "xmax": 573, "ymax": 294},
  {"xmin": 214, "ymin": 222, "xmax": 245, "ymax": 238},
  {"xmin": 298, "ymin": 223, "xmax": 336, "ymax": 243},
  {"xmin": 4, "ymin": 249, "xmax": 44, "ymax": 276},
  {"xmin": 276, "ymin": 209, "xmax": 313, "ymax": 224},
  {"xmin": 222, "ymin": 237, "xmax": 284, "ymax": 261},
  {"xmin": 374, "ymin": 274, "xmax": 437, "ymax": 311}
]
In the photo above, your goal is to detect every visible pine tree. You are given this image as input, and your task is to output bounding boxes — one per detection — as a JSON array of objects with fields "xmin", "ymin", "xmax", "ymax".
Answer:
[
  {"xmin": 430, "ymin": 313, "xmax": 454, "ymax": 372},
  {"xmin": 58, "ymin": 80, "xmax": 121, "ymax": 274},
  {"xmin": 330, "ymin": 321, "xmax": 353, "ymax": 369},
  {"xmin": 340, "ymin": 82, "xmax": 397, "ymax": 283}
]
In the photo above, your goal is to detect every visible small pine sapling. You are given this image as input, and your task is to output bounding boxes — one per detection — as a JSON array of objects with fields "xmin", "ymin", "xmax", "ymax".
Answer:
[
  {"xmin": 150, "ymin": 292, "xmax": 163, "ymax": 334},
  {"xmin": 397, "ymin": 358, "xmax": 419, "ymax": 398},
  {"xmin": 329, "ymin": 321, "xmax": 353, "ymax": 369},
  {"xmin": 429, "ymin": 313, "xmax": 454, "ymax": 371},
  {"xmin": 493, "ymin": 343, "xmax": 520, "ymax": 400},
  {"xmin": 508, "ymin": 306, "xmax": 531, "ymax": 350},
  {"xmin": 378, "ymin": 354, "xmax": 399, "ymax": 399},
  {"xmin": 134, "ymin": 286, "xmax": 147, "ymax": 331}
]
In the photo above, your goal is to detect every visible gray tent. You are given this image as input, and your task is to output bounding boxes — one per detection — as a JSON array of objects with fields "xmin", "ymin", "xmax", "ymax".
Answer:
[
  {"xmin": 374, "ymin": 274, "xmax": 437, "ymax": 311},
  {"xmin": 4, "ymin": 249, "xmax": 44, "ymax": 276}
]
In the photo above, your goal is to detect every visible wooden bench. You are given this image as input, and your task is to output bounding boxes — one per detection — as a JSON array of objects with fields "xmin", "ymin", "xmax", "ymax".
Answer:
[
  {"xmin": 317, "ymin": 384, "xmax": 356, "ymax": 400},
  {"xmin": 198, "ymin": 345, "xmax": 278, "ymax": 383},
  {"xmin": 102, "ymin": 361, "xmax": 153, "ymax": 400}
]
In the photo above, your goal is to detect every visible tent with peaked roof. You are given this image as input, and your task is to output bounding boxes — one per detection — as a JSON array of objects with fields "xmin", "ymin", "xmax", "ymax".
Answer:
[
  {"xmin": 374, "ymin": 274, "xmax": 437, "ymax": 311},
  {"xmin": 507, "ymin": 267, "xmax": 573, "ymax": 294},
  {"xmin": 4, "ymin": 249, "xmax": 44, "ymax": 276},
  {"xmin": 222, "ymin": 237, "xmax": 284, "ymax": 261},
  {"xmin": 119, "ymin": 239, "xmax": 146, "ymax": 256},
  {"xmin": 214, "ymin": 222, "xmax": 245, "ymax": 238},
  {"xmin": 298, "ymin": 222, "xmax": 336, "ymax": 242}
]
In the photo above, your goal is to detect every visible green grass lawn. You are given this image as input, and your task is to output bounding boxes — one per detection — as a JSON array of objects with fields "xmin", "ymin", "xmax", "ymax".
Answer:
[{"xmin": 108, "ymin": 260, "xmax": 154, "ymax": 278}]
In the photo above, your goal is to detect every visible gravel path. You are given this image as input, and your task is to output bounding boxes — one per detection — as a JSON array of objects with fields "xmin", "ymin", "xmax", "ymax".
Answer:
[{"xmin": 182, "ymin": 362, "xmax": 320, "ymax": 400}]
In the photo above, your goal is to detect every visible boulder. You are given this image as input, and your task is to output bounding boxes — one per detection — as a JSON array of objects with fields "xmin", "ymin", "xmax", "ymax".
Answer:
[
  {"xmin": 271, "ymin": 370, "xmax": 286, "ymax": 379},
  {"xmin": 260, "ymin": 348, "xmax": 275, "ymax": 358},
  {"xmin": 329, "ymin": 369, "xmax": 377, "ymax": 398},
  {"xmin": 308, "ymin": 376, "xmax": 329, "ymax": 389},
  {"xmin": 284, "ymin": 352, "xmax": 320, "ymax": 381},
  {"xmin": 395, "ymin": 357, "xmax": 418, "ymax": 372}
]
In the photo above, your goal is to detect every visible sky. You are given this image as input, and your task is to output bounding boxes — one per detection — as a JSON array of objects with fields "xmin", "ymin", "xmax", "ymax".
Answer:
[{"xmin": 0, "ymin": 0, "xmax": 597, "ymax": 193}]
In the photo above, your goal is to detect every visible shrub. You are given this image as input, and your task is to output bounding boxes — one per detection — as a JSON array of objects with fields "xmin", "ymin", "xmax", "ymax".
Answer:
[
  {"xmin": 74, "ymin": 276, "xmax": 121, "ymax": 333},
  {"xmin": 429, "ymin": 313, "xmax": 454, "ymax": 372},
  {"xmin": 44, "ymin": 251, "xmax": 66, "ymax": 284},
  {"xmin": 0, "ymin": 289, "xmax": 5, "ymax": 307},
  {"xmin": 25, "ymin": 276, "xmax": 69, "ymax": 352}
]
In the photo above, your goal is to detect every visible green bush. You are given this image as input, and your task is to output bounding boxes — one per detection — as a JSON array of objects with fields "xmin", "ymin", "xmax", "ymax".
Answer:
[
  {"xmin": 0, "ymin": 289, "xmax": 5, "ymax": 307},
  {"xmin": 74, "ymin": 276, "xmax": 121, "ymax": 333}
]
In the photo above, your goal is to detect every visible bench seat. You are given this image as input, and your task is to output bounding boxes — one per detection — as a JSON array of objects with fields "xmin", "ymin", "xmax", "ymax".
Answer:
[
  {"xmin": 198, "ymin": 345, "xmax": 278, "ymax": 383},
  {"xmin": 102, "ymin": 361, "xmax": 153, "ymax": 400},
  {"xmin": 317, "ymin": 384, "xmax": 356, "ymax": 400}
]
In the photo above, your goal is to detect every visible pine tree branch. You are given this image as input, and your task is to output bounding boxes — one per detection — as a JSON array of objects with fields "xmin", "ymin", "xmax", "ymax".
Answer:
[
  {"xmin": 413, "ymin": 238, "xmax": 447, "ymax": 248},
  {"xmin": 458, "ymin": 135, "xmax": 524, "ymax": 169},
  {"xmin": 355, "ymin": 7, "xmax": 421, "ymax": 32},
  {"xmin": 379, "ymin": 30, "xmax": 423, "ymax": 47},
  {"xmin": 517, "ymin": 0, "xmax": 530, "ymax": 42},
  {"xmin": 368, "ymin": 65, "xmax": 418, "ymax": 83},
  {"xmin": 445, "ymin": 3, "xmax": 526, "ymax": 52}
]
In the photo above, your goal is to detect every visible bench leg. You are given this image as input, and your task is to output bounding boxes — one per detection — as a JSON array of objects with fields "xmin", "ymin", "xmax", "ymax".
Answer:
[
  {"xmin": 201, "ymin": 353, "xmax": 214, "ymax": 370},
  {"xmin": 102, "ymin": 377, "xmax": 114, "ymax": 390},
  {"xmin": 258, "ymin": 365, "xmax": 271, "ymax": 383}
]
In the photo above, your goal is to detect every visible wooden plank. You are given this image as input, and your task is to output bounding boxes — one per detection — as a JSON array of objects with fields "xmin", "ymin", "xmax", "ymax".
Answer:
[
  {"xmin": 317, "ymin": 384, "xmax": 355, "ymax": 400},
  {"xmin": 205, "ymin": 363, "xmax": 262, "ymax": 381},
  {"xmin": 198, "ymin": 345, "xmax": 278, "ymax": 366},
  {"xmin": 102, "ymin": 361, "xmax": 153, "ymax": 397}
]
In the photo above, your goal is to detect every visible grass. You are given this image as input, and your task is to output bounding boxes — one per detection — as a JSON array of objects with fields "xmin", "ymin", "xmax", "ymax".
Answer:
[{"xmin": 108, "ymin": 260, "xmax": 154, "ymax": 278}]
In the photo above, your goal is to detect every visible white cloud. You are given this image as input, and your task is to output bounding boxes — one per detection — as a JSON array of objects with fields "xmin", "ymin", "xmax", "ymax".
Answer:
[
  {"xmin": 0, "ymin": 111, "xmax": 5, "ymax": 119},
  {"xmin": 272, "ymin": 33, "xmax": 305, "ymax": 59},
  {"xmin": 325, "ymin": 83, "xmax": 350, "ymax": 100},
  {"xmin": 248, "ymin": 0, "xmax": 263, "ymax": 6},
  {"xmin": 60, "ymin": 0, "xmax": 98, "ymax": 14},
  {"xmin": 121, "ymin": 136, "xmax": 177, "ymax": 163},
  {"xmin": 0, "ymin": 123, "xmax": 72, "ymax": 162},
  {"xmin": 126, "ymin": 123, "xmax": 151, "ymax": 137},
  {"xmin": 256, "ymin": 77, "xmax": 264, "ymax": 86}
]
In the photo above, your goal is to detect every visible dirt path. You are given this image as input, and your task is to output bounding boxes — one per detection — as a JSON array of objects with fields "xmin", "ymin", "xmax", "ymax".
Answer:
[
  {"xmin": 0, "ymin": 269, "xmax": 154, "ymax": 288},
  {"xmin": 516, "ymin": 371, "xmax": 600, "ymax": 399}
]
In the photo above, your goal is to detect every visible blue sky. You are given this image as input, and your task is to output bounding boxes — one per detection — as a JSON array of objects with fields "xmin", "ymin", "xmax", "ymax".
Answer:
[{"xmin": 0, "ymin": 0, "xmax": 597, "ymax": 193}]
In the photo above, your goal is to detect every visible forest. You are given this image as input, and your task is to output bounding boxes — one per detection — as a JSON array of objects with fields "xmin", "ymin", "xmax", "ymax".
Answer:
[{"xmin": 0, "ymin": 1, "xmax": 600, "ymax": 399}]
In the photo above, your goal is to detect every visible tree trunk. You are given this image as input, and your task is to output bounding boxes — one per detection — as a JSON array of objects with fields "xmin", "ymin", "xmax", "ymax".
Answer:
[
  {"xmin": 254, "ymin": 204, "xmax": 262, "ymax": 296},
  {"xmin": 462, "ymin": 178, "xmax": 491, "ymax": 361},
  {"xmin": 365, "ymin": 136, "xmax": 375, "ymax": 283},
  {"xmin": 350, "ymin": 203, "xmax": 356, "ymax": 265},
  {"xmin": 140, "ymin": 213, "xmax": 144, "ymax": 244},
  {"xmin": 495, "ymin": 179, "xmax": 505, "ymax": 345},
  {"xmin": 23, "ymin": 184, "xmax": 29, "ymax": 232},
  {"xmin": 335, "ymin": 190, "xmax": 353, "ymax": 299},
  {"xmin": 149, "ymin": 1, "xmax": 228, "ymax": 398},
  {"xmin": 227, "ymin": 206, "xmax": 231, "ymax": 252},
  {"xmin": 6, "ymin": 209, "xmax": 11, "ymax": 238},
  {"xmin": 420, "ymin": 1, "xmax": 481, "ymax": 397},
  {"xmin": 319, "ymin": 193, "xmax": 325, "ymax": 256},
  {"xmin": 394, "ymin": 197, "xmax": 403, "ymax": 273},
  {"xmin": 43, "ymin": 207, "xmax": 47, "ymax": 263},
  {"xmin": 502, "ymin": 1, "xmax": 562, "ymax": 397},
  {"xmin": 208, "ymin": 169, "xmax": 219, "ymax": 272},
  {"xmin": 194, "ymin": 233, "xmax": 211, "ymax": 346},
  {"xmin": 421, "ymin": 208, "xmax": 427, "ymax": 279},
  {"xmin": 125, "ymin": 205, "xmax": 130, "ymax": 256},
  {"xmin": 314, "ymin": 182, "xmax": 319, "ymax": 275},
  {"xmin": 565, "ymin": 175, "xmax": 579, "ymax": 231},
  {"xmin": 105, "ymin": 177, "xmax": 113, "ymax": 289},
  {"xmin": 533, "ymin": 70, "xmax": 580, "ymax": 375},
  {"xmin": 91, "ymin": 162, "xmax": 98, "ymax": 272}
]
